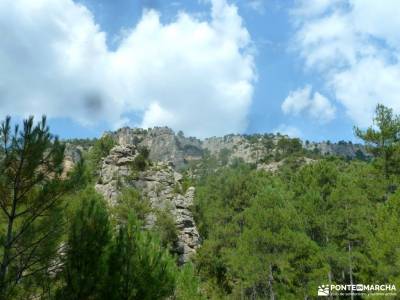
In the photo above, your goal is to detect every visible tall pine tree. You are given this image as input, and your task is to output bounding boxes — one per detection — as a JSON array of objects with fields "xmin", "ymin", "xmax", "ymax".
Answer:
[
  {"xmin": 57, "ymin": 188, "xmax": 111, "ymax": 300},
  {"xmin": 0, "ymin": 116, "xmax": 83, "ymax": 299},
  {"xmin": 103, "ymin": 216, "xmax": 177, "ymax": 300}
]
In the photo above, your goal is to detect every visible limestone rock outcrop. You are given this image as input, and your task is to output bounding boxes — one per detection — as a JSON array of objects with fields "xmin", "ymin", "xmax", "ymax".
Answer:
[
  {"xmin": 203, "ymin": 135, "xmax": 269, "ymax": 164},
  {"xmin": 105, "ymin": 127, "xmax": 203, "ymax": 169},
  {"xmin": 95, "ymin": 144, "xmax": 137, "ymax": 205},
  {"xmin": 95, "ymin": 144, "xmax": 201, "ymax": 264},
  {"xmin": 65, "ymin": 127, "xmax": 369, "ymax": 176},
  {"xmin": 303, "ymin": 141, "xmax": 368, "ymax": 158}
]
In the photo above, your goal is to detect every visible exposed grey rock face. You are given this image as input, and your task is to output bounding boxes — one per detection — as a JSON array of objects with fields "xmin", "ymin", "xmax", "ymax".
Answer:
[
  {"xmin": 62, "ymin": 143, "xmax": 83, "ymax": 177},
  {"xmin": 173, "ymin": 187, "xmax": 200, "ymax": 263},
  {"xmin": 95, "ymin": 144, "xmax": 201, "ymax": 264},
  {"xmin": 303, "ymin": 141, "xmax": 368, "ymax": 158},
  {"xmin": 256, "ymin": 161, "xmax": 283, "ymax": 173},
  {"xmin": 203, "ymin": 135, "xmax": 270, "ymax": 164},
  {"xmin": 103, "ymin": 127, "xmax": 368, "ymax": 170},
  {"xmin": 204, "ymin": 135, "xmax": 370, "ymax": 164},
  {"xmin": 64, "ymin": 143, "xmax": 83, "ymax": 164},
  {"xmin": 257, "ymin": 157, "xmax": 316, "ymax": 173},
  {"xmin": 105, "ymin": 127, "xmax": 203, "ymax": 169},
  {"xmin": 95, "ymin": 144, "xmax": 137, "ymax": 205}
]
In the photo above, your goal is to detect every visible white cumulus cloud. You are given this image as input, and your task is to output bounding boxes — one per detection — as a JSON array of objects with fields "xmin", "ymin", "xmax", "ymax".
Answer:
[
  {"xmin": 273, "ymin": 124, "xmax": 302, "ymax": 138},
  {"xmin": 291, "ymin": 0, "xmax": 400, "ymax": 127},
  {"xmin": 0, "ymin": 0, "xmax": 256, "ymax": 137},
  {"xmin": 282, "ymin": 85, "xmax": 336, "ymax": 123}
]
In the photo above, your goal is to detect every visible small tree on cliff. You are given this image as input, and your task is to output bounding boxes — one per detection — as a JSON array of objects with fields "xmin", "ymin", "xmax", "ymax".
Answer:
[{"xmin": 0, "ymin": 116, "xmax": 83, "ymax": 299}]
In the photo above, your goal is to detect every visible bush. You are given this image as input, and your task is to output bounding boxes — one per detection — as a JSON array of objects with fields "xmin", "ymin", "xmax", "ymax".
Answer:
[
  {"xmin": 154, "ymin": 208, "xmax": 179, "ymax": 248},
  {"xmin": 130, "ymin": 146, "xmax": 151, "ymax": 172},
  {"xmin": 113, "ymin": 188, "xmax": 151, "ymax": 224},
  {"xmin": 86, "ymin": 135, "xmax": 116, "ymax": 177},
  {"xmin": 175, "ymin": 263, "xmax": 205, "ymax": 300}
]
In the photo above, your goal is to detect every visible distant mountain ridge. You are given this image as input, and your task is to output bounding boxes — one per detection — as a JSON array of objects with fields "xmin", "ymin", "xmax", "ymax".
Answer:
[
  {"xmin": 100, "ymin": 126, "xmax": 369, "ymax": 169},
  {"xmin": 64, "ymin": 126, "xmax": 369, "ymax": 173}
]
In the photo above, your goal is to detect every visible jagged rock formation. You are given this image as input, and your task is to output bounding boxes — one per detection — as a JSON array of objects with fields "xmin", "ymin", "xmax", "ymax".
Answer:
[
  {"xmin": 105, "ymin": 127, "xmax": 203, "ymax": 169},
  {"xmin": 65, "ymin": 127, "xmax": 368, "ymax": 172},
  {"xmin": 66, "ymin": 127, "xmax": 370, "ymax": 170},
  {"xmin": 104, "ymin": 128, "xmax": 369, "ymax": 169},
  {"xmin": 203, "ymin": 135, "xmax": 370, "ymax": 163},
  {"xmin": 95, "ymin": 144, "xmax": 201, "ymax": 264},
  {"xmin": 95, "ymin": 144, "xmax": 137, "ymax": 205}
]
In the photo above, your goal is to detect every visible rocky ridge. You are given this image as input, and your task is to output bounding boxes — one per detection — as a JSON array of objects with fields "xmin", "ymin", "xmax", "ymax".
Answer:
[
  {"xmin": 303, "ymin": 141, "xmax": 367, "ymax": 158},
  {"xmin": 104, "ymin": 128, "xmax": 368, "ymax": 168}
]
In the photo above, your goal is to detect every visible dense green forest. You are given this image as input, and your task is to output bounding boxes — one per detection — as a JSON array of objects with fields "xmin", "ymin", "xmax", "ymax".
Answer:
[{"xmin": 1, "ymin": 104, "xmax": 400, "ymax": 299}]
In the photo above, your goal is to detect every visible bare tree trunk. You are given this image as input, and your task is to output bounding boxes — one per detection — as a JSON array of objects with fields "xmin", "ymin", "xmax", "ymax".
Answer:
[
  {"xmin": 348, "ymin": 242, "xmax": 354, "ymax": 300},
  {"xmin": 325, "ymin": 232, "xmax": 333, "ymax": 300},
  {"xmin": 269, "ymin": 263, "xmax": 275, "ymax": 300},
  {"xmin": 328, "ymin": 269, "xmax": 333, "ymax": 300}
]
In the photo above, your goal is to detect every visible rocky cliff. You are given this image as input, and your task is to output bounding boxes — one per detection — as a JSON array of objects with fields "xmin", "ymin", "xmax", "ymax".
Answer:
[
  {"xmin": 94, "ymin": 144, "xmax": 201, "ymax": 264},
  {"xmin": 105, "ymin": 127, "xmax": 203, "ymax": 169},
  {"xmin": 303, "ymin": 141, "xmax": 367, "ymax": 158},
  {"xmin": 103, "ymin": 128, "xmax": 368, "ymax": 169}
]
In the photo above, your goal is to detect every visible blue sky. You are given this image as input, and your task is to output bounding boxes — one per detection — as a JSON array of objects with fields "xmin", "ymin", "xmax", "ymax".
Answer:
[{"xmin": 1, "ymin": 0, "xmax": 400, "ymax": 141}]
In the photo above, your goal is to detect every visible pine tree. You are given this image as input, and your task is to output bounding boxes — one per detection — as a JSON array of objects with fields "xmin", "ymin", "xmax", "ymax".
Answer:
[
  {"xmin": 57, "ymin": 188, "xmax": 111, "ymax": 300},
  {"xmin": 229, "ymin": 180, "xmax": 325, "ymax": 299},
  {"xmin": 291, "ymin": 160, "xmax": 341, "ymax": 293},
  {"xmin": 86, "ymin": 135, "xmax": 115, "ymax": 178},
  {"xmin": 355, "ymin": 104, "xmax": 400, "ymax": 178},
  {"xmin": 103, "ymin": 216, "xmax": 177, "ymax": 300},
  {"xmin": 328, "ymin": 168, "xmax": 372, "ymax": 300},
  {"xmin": 0, "ymin": 116, "xmax": 83, "ymax": 299},
  {"xmin": 361, "ymin": 191, "xmax": 400, "ymax": 290}
]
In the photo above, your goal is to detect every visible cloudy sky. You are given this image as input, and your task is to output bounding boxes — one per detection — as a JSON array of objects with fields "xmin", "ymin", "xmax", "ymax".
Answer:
[{"xmin": 1, "ymin": 0, "xmax": 399, "ymax": 141}]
